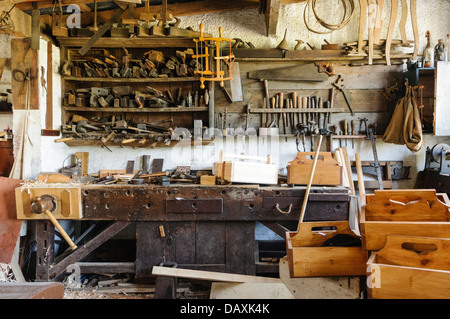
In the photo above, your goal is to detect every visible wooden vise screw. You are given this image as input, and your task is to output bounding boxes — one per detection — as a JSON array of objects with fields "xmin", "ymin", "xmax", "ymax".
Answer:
[{"xmin": 30, "ymin": 196, "xmax": 78, "ymax": 250}]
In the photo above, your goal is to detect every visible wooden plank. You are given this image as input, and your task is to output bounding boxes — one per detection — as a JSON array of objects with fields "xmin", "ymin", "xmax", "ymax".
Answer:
[
  {"xmin": 75, "ymin": 152, "xmax": 89, "ymax": 176},
  {"xmin": 45, "ymin": 41, "xmax": 53, "ymax": 129},
  {"xmin": 11, "ymin": 38, "xmax": 39, "ymax": 110},
  {"xmin": 49, "ymin": 221, "xmax": 131, "ymax": 279},
  {"xmin": 265, "ymin": 0, "xmax": 281, "ymax": 36},
  {"xmin": 279, "ymin": 257, "xmax": 361, "ymax": 299},
  {"xmin": 373, "ymin": 0, "xmax": 384, "ymax": 44},
  {"xmin": 385, "ymin": 0, "xmax": 398, "ymax": 65},
  {"xmin": 410, "ymin": 0, "xmax": 419, "ymax": 61},
  {"xmin": 0, "ymin": 282, "xmax": 64, "ymax": 299},
  {"xmin": 358, "ymin": 0, "xmax": 367, "ymax": 52},
  {"xmin": 367, "ymin": 0, "xmax": 376, "ymax": 65},
  {"xmin": 0, "ymin": 177, "xmax": 23, "ymax": 264},
  {"xmin": 79, "ymin": 7, "xmax": 125, "ymax": 56},
  {"xmin": 210, "ymin": 282, "xmax": 294, "ymax": 299},
  {"xmin": 151, "ymin": 266, "xmax": 281, "ymax": 283},
  {"xmin": 399, "ymin": 0, "xmax": 408, "ymax": 43}
]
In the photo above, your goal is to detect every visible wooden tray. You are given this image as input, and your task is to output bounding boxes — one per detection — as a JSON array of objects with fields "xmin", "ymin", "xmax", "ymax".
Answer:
[
  {"xmin": 367, "ymin": 235, "xmax": 450, "ymax": 299},
  {"xmin": 286, "ymin": 221, "xmax": 368, "ymax": 277},
  {"xmin": 361, "ymin": 189, "xmax": 450, "ymax": 251},
  {"xmin": 287, "ymin": 152, "xmax": 342, "ymax": 186}
]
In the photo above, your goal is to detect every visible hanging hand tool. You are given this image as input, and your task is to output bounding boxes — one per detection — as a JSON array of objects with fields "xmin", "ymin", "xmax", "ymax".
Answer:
[
  {"xmin": 302, "ymin": 96, "xmax": 308, "ymax": 126},
  {"xmin": 351, "ymin": 120, "xmax": 355, "ymax": 148},
  {"xmin": 317, "ymin": 97, "xmax": 323, "ymax": 130},
  {"xmin": 343, "ymin": 119, "xmax": 348, "ymax": 146},
  {"xmin": 262, "ymin": 79, "xmax": 270, "ymax": 128},
  {"xmin": 361, "ymin": 118, "xmax": 383, "ymax": 190},
  {"xmin": 332, "ymin": 75, "xmax": 354, "ymax": 116},
  {"xmin": 280, "ymin": 93, "xmax": 287, "ymax": 135}
]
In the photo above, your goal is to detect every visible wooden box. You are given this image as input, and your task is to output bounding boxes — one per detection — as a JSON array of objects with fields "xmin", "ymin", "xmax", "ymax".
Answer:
[
  {"xmin": 214, "ymin": 151, "xmax": 278, "ymax": 185},
  {"xmin": 287, "ymin": 152, "xmax": 342, "ymax": 185},
  {"xmin": 367, "ymin": 235, "xmax": 450, "ymax": 299},
  {"xmin": 286, "ymin": 221, "xmax": 368, "ymax": 277},
  {"xmin": 361, "ymin": 189, "xmax": 450, "ymax": 251}
]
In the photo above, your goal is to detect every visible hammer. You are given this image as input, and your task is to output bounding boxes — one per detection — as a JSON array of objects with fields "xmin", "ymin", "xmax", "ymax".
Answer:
[{"xmin": 31, "ymin": 196, "xmax": 77, "ymax": 250}]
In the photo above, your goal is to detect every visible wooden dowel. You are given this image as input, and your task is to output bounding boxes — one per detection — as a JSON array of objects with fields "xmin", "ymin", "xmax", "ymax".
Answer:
[
  {"xmin": 44, "ymin": 210, "xmax": 77, "ymax": 250},
  {"xmin": 297, "ymin": 134, "xmax": 323, "ymax": 229},
  {"xmin": 355, "ymin": 153, "xmax": 366, "ymax": 206}
]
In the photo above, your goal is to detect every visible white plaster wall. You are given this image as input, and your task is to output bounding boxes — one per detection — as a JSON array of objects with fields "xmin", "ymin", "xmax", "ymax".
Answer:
[{"xmin": 23, "ymin": 1, "xmax": 450, "ymax": 187}]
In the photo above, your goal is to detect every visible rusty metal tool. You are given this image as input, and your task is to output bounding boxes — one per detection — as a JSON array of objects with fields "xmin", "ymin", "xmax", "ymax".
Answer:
[
  {"xmin": 332, "ymin": 76, "xmax": 354, "ymax": 116},
  {"xmin": 30, "ymin": 196, "xmax": 77, "ymax": 250}
]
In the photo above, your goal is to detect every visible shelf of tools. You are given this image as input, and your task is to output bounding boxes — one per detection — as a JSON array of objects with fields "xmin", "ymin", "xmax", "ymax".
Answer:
[{"xmin": 57, "ymin": 36, "xmax": 212, "ymax": 149}]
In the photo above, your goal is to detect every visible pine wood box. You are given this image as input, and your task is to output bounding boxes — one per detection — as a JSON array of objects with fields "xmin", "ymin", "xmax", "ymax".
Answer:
[
  {"xmin": 367, "ymin": 235, "xmax": 450, "ymax": 299},
  {"xmin": 286, "ymin": 221, "xmax": 368, "ymax": 277},
  {"xmin": 360, "ymin": 189, "xmax": 450, "ymax": 251},
  {"xmin": 214, "ymin": 151, "xmax": 278, "ymax": 185},
  {"xmin": 286, "ymin": 152, "xmax": 342, "ymax": 185}
]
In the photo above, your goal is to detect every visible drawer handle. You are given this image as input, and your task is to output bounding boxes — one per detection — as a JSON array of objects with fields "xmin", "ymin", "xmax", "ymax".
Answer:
[{"xmin": 275, "ymin": 203, "xmax": 293, "ymax": 215}]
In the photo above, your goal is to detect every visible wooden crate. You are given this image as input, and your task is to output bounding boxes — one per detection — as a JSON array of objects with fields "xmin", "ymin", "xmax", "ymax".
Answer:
[
  {"xmin": 214, "ymin": 151, "xmax": 278, "ymax": 185},
  {"xmin": 286, "ymin": 221, "xmax": 368, "ymax": 277},
  {"xmin": 360, "ymin": 189, "xmax": 450, "ymax": 251},
  {"xmin": 367, "ymin": 235, "xmax": 450, "ymax": 299},
  {"xmin": 287, "ymin": 152, "xmax": 342, "ymax": 185}
]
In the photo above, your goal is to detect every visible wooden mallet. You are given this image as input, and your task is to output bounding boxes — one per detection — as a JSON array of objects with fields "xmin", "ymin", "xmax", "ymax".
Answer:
[{"xmin": 30, "ymin": 196, "xmax": 77, "ymax": 250}]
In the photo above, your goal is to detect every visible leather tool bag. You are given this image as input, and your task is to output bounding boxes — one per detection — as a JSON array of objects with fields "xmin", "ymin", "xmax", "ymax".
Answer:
[{"xmin": 382, "ymin": 85, "xmax": 423, "ymax": 152}]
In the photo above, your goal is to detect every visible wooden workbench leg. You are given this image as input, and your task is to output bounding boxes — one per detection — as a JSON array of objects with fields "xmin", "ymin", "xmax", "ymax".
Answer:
[{"xmin": 35, "ymin": 220, "xmax": 55, "ymax": 281}]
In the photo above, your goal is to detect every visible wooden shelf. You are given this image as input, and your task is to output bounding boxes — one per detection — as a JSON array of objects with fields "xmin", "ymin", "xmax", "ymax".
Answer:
[
  {"xmin": 57, "ymin": 37, "xmax": 197, "ymax": 48},
  {"xmin": 63, "ymin": 106, "xmax": 208, "ymax": 113},
  {"xmin": 63, "ymin": 76, "xmax": 200, "ymax": 83}
]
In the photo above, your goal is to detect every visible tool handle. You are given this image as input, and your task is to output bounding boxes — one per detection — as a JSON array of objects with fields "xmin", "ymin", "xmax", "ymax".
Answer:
[
  {"xmin": 44, "ymin": 210, "xmax": 77, "ymax": 250},
  {"xmin": 297, "ymin": 134, "xmax": 323, "ymax": 226}
]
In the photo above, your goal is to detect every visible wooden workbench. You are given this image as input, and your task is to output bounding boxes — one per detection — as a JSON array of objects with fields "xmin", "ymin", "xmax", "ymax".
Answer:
[{"xmin": 22, "ymin": 183, "xmax": 351, "ymax": 281}]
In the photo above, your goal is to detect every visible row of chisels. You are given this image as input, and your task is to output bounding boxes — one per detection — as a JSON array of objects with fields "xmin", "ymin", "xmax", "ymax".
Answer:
[{"xmin": 262, "ymin": 90, "xmax": 333, "ymax": 136}]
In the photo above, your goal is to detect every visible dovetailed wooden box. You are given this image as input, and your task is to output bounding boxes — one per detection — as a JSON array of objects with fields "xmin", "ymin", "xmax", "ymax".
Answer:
[
  {"xmin": 367, "ymin": 235, "xmax": 450, "ymax": 299},
  {"xmin": 286, "ymin": 152, "xmax": 342, "ymax": 186},
  {"xmin": 361, "ymin": 189, "xmax": 450, "ymax": 251},
  {"xmin": 286, "ymin": 221, "xmax": 368, "ymax": 277},
  {"xmin": 214, "ymin": 151, "xmax": 278, "ymax": 185}
]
